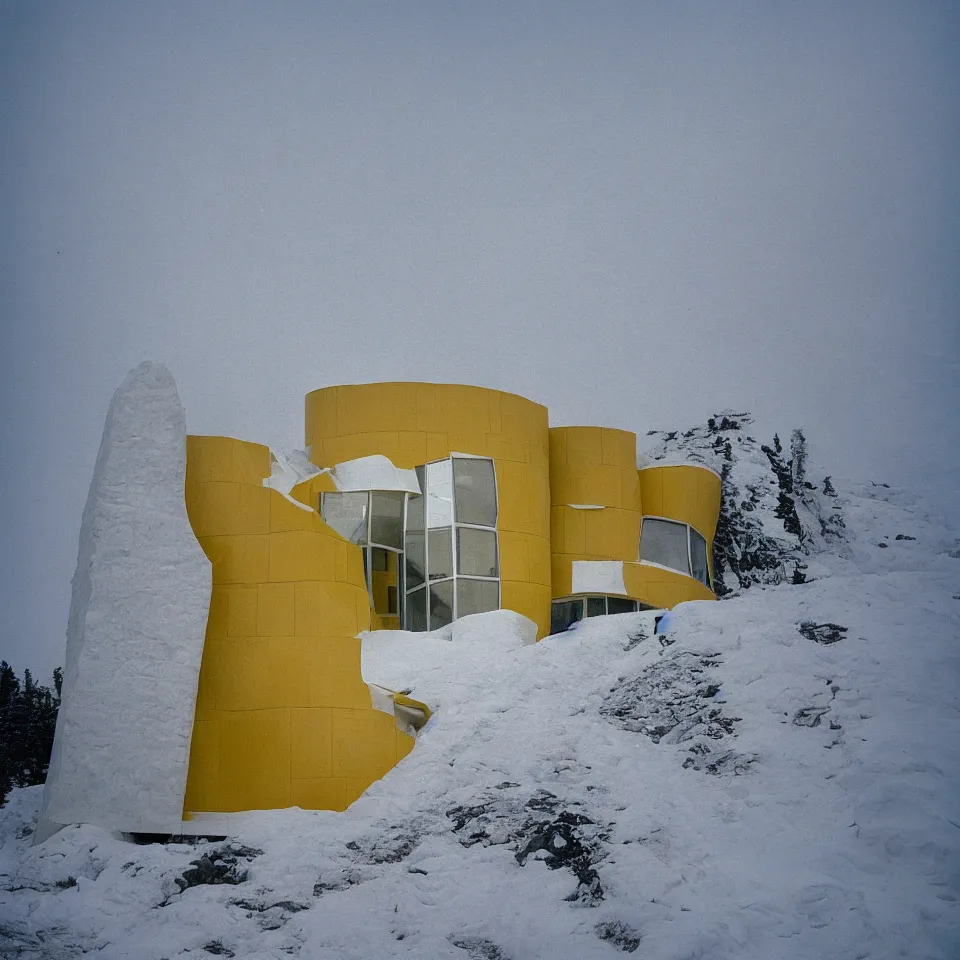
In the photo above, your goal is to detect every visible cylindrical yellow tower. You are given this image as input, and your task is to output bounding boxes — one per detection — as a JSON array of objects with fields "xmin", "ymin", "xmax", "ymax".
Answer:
[
  {"xmin": 548, "ymin": 426, "xmax": 641, "ymax": 598},
  {"xmin": 305, "ymin": 383, "xmax": 553, "ymax": 638},
  {"xmin": 182, "ymin": 436, "xmax": 415, "ymax": 817}
]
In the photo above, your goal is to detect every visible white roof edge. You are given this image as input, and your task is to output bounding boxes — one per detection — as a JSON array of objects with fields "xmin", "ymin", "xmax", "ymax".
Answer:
[
  {"xmin": 637, "ymin": 460, "xmax": 723, "ymax": 480},
  {"xmin": 567, "ymin": 503, "xmax": 605, "ymax": 510},
  {"xmin": 330, "ymin": 454, "xmax": 422, "ymax": 494}
]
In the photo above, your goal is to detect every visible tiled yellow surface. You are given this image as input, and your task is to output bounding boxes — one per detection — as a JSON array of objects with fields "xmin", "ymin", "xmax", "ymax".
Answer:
[
  {"xmin": 183, "ymin": 436, "xmax": 416, "ymax": 818},
  {"xmin": 549, "ymin": 426, "xmax": 644, "ymax": 606},
  {"xmin": 637, "ymin": 465, "xmax": 721, "ymax": 541},
  {"xmin": 305, "ymin": 383, "xmax": 553, "ymax": 638},
  {"xmin": 623, "ymin": 561, "xmax": 716, "ymax": 607}
]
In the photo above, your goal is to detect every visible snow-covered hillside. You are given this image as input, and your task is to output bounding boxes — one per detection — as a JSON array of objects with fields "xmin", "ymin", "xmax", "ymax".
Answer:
[{"xmin": 2, "ymin": 432, "xmax": 958, "ymax": 960}]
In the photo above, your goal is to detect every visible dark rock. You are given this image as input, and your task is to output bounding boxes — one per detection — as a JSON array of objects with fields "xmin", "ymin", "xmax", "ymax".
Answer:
[
  {"xmin": 203, "ymin": 941, "xmax": 235, "ymax": 957},
  {"xmin": 450, "ymin": 936, "xmax": 510, "ymax": 959},
  {"xmin": 798, "ymin": 621, "xmax": 847, "ymax": 645},
  {"xmin": 595, "ymin": 920, "xmax": 642, "ymax": 953}
]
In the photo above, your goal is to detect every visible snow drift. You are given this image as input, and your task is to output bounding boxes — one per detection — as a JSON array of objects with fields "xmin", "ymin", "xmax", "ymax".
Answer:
[{"xmin": 36, "ymin": 362, "xmax": 211, "ymax": 841}]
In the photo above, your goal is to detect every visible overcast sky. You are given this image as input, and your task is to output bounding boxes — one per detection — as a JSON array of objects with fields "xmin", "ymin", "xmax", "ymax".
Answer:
[{"xmin": 2, "ymin": 1, "xmax": 958, "ymax": 678}]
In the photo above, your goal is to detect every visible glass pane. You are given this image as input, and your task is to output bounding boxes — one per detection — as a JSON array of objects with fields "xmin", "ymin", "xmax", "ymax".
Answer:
[
  {"xmin": 427, "ymin": 459, "xmax": 454, "ymax": 528},
  {"xmin": 689, "ymin": 527, "xmax": 710, "ymax": 586},
  {"xmin": 370, "ymin": 547, "xmax": 389, "ymax": 571},
  {"xmin": 321, "ymin": 492, "xmax": 368, "ymax": 544},
  {"xmin": 405, "ymin": 530, "xmax": 425, "ymax": 589},
  {"xmin": 587, "ymin": 596, "xmax": 607, "ymax": 617},
  {"xmin": 387, "ymin": 586, "xmax": 398, "ymax": 615},
  {"xmin": 456, "ymin": 527, "xmax": 498, "ymax": 578},
  {"xmin": 370, "ymin": 491, "xmax": 404, "ymax": 549},
  {"xmin": 406, "ymin": 482, "xmax": 424, "ymax": 532},
  {"xmin": 607, "ymin": 597, "xmax": 638, "ymax": 615},
  {"xmin": 456, "ymin": 579, "xmax": 499, "ymax": 618},
  {"xmin": 429, "ymin": 580, "xmax": 454, "ymax": 630},
  {"xmin": 453, "ymin": 458, "xmax": 497, "ymax": 526},
  {"xmin": 428, "ymin": 527, "xmax": 453, "ymax": 580},
  {"xmin": 406, "ymin": 587, "xmax": 427, "ymax": 632},
  {"xmin": 550, "ymin": 599, "xmax": 584, "ymax": 635},
  {"xmin": 639, "ymin": 518, "xmax": 690, "ymax": 575}
]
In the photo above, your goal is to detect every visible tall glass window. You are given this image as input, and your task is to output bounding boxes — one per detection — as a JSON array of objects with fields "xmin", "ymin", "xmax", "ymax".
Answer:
[
  {"xmin": 320, "ymin": 492, "xmax": 368, "ymax": 544},
  {"xmin": 639, "ymin": 516, "xmax": 712, "ymax": 589},
  {"xmin": 639, "ymin": 518, "xmax": 691, "ymax": 575},
  {"xmin": 404, "ymin": 456, "xmax": 500, "ymax": 631},
  {"xmin": 689, "ymin": 527, "xmax": 710, "ymax": 587}
]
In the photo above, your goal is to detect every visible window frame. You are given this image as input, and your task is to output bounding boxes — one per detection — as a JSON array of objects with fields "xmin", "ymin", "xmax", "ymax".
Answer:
[
  {"xmin": 638, "ymin": 515, "xmax": 712, "ymax": 589},
  {"xmin": 403, "ymin": 454, "xmax": 500, "ymax": 630}
]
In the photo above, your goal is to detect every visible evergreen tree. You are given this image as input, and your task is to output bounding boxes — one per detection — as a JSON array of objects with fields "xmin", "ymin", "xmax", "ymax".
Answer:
[
  {"xmin": 822, "ymin": 476, "xmax": 837, "ymax": 497},
  {"xmin": 0, "ymin": 662, "xmax": 61, "ymax": 806}
]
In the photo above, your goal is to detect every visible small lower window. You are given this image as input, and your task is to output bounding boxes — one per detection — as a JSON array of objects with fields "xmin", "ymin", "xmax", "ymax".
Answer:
[{"xmin": 550, "ymin": 598, "xmax": 584, "ymax": 634}]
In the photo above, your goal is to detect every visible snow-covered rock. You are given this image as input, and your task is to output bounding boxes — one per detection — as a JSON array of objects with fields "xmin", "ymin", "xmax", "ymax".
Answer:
[{"xmin": 36, "ymin": 362, "xmax": 210, "ymax": 840}]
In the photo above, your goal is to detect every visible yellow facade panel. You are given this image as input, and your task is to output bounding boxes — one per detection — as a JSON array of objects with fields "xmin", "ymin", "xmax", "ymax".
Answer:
[
  {"xmin": 331, "ymin": 708, "xmax": 400, "ymax": 781},
  {"xmin": 270, "ymin": 492, "xmax": 316, "ymax": 533},
  {"xmin": 500, "ymin": 580, "xmax": 551, "ymax": 639},
  {"xmin": 251, "ymin": 637, "xmax": 317, "ymax": 709},
  {"xmin": 257, "ymin": 582, "xmax": 296, "ymax": 636},
  {"xmin": 217, "ymin": 709, "xmax": 292, "ymax": 812},
  {"xmin": 204, "ymin": 587, "xmax": 229, "ymax": 640},
  {"xmin": 239, "ymin": 484, "xmax": 271, "ymax": 535},
  {"xmin": 199, "ymin": 536, "xmax": 241, "ymax": 585},
  {"xmin": 637, "ymin": 468, "xmax": 664, "ymax": 517},
  {"xmin": 231, "ymin": 440, "xmax": 271, "ymax": 486},
  {"xmin": 187, "ymin": 436, "xmax": 235, "ymax": 484},
  {"xmin": 183, "ymin": 719, "xmax": 220, "ymax": 811},
  {"xmin": 238, "ymin": 535, "xmax": 270, "ymax": 584},
  {"xmin": 498, "ymin": 530, "xmax": 530, "ymax": 583},
  {"xmin": 268, "ymin": 530, "xmax": 336, "ymax": 583},
  {"xmin": 291, "ymin": 777, "xmax": 345, "ymax": 812}
]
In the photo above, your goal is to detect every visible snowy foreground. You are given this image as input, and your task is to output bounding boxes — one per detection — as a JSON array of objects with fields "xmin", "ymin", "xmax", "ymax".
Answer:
[{"xmin": 2, "ymin": 482, "xmax": 959, "ymax": 959}]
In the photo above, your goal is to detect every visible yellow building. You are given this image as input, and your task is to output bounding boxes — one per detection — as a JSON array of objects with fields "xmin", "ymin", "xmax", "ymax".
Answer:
[{"xmin": 181, "ymin": 382, "xmax": 720, "ymax": 822}]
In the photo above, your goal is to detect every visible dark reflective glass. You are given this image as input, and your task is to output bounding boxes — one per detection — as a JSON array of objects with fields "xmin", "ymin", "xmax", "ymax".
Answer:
[
  {"xmin": 405, "ymin": 530, "xmax": 425, "ymax": 588},
  {"xmin": 607, "ymin": 597, "xmax": 638, "ymax": 615},
  {"xmin": 456, "ymin": 527, "xmax": 498, "ymax": 577},
  {"xmin": 587, "ymin": 596, "xmax": 607, "ymax": 617},
  {"xmin": 456, "ymin": 579, "xmax": 499, "ymax": 618},
  {"xmin": 550, "ymin": 599, "xmax": 585, "ymax": 635},
  {"xmin": 689, "ymin": 527, "xmax": 710, "ymax": 586},
  {"xmin": 370, "ymin": 491, "xmax": 404, "ymax": 549},
  {"xmin": 640, "ymin": 518, "xmax": 690, "ymax": 574},
  {"xmin": 453, "ymin": 458, "xmax": 497, "ymax": 526},
  {"xmin": 321, "ymin": 492, "xmax": 368, "ymax": 544},
  {"xmin": 429, "ymin": 580, "xmax": 454, "ymax": 630},
  {"xmin": 406, "ymin": 587, "xmax": 427, "ymax": 632},
  {"xmin": 428, "ymin": 526, "xmax": 453, "ymax": 580}
]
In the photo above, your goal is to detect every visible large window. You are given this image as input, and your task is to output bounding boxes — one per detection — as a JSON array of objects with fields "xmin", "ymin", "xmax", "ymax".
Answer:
[
  {"xmin": 321, "ymin": 490, "xmax": 407, "ymax": 620},
  {"xmin": 639, "ymin": 517, "xmax": 712, "ymax": 588},
  {"xmin": 550, "ymin": 595, "xmax": 646, "ymax": 634},
  {"xmin": 404, "ymin": 456, "xmax": 499, "ymax": 630}
]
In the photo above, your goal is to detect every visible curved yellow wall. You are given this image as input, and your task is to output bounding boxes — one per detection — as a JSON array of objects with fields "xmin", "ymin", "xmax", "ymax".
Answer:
[
  {"xmin": 634, "ymin": 463, "xmax": 722, "ymax": 605},
  {"xmin": 637, "ymin": 464, "xmax": 722, "ymax": 542},
  {"xmin": 183, "ymin": 436, "xmax": 414, "ymax": 816},
  {"xmin": 305, "ymin": 383, "xmax": 553, "ymax": 638},
  {"xmin": 548, "ymin": 426, "xmax": 641, "ymax": 598}
]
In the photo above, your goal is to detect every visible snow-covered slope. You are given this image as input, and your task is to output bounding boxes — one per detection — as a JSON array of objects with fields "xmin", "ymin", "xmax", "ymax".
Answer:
[{"xmin": 2, "ymin": 431, "xmax": 958, "ymax": 959}]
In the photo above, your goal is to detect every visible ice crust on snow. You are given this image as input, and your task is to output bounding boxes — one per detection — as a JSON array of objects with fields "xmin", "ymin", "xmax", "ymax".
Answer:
[{"xmin": 36, "ymin": 363, "xmax": 211, "ymax": 840}]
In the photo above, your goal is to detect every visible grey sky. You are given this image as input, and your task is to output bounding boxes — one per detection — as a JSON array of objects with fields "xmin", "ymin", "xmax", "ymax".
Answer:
[{"xmin": 2, "ymin": 1, "xmax": 958, "ymax": 678}]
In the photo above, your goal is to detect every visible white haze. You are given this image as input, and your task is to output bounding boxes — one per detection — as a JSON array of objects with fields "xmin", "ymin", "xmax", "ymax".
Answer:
[{"xmin": 1, "ymin": 0, "xmax": 957, "ymax": 677}]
